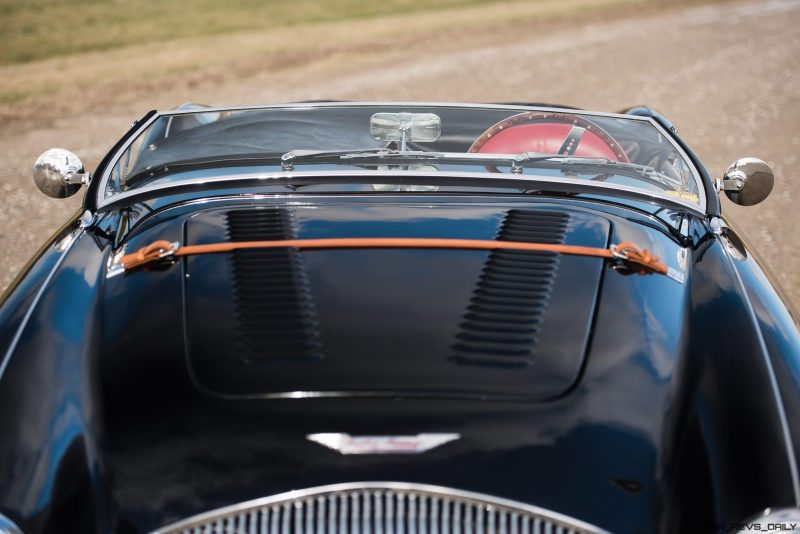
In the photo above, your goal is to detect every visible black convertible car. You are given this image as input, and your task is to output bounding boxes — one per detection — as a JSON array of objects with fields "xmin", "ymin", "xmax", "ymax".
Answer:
[{"xmin": 1, "ymin": 102, "xmax": 799, "ymax": 534}]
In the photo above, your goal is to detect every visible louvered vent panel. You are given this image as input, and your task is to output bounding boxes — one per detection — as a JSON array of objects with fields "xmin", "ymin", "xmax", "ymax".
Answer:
[
  {"xmin": 452, "ymin": 211, "xmax": 569, "ymax": 367},
  {"xmin": 226, "ymin": 209, "xmax": 320, "ymax": 364},
  {"xmin": 152, "ymin": 484, "xmax": 607, "ymax": 534}
]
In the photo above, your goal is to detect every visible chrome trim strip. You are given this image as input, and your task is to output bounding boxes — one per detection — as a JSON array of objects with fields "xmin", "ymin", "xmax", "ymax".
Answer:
[
  {"xmin": 149, "ymin": 482, "xmax": 611, "ymax": 534},
  {"xmin": 96, "ymin": 170, "xmax": 705, "ymax": 215},
  {"xmin": 723, "ymin": 243, "xmax": 800, "ymax": 504},
  {"xmin": 0, "ymin": 229, "xmax": 83, "ymax": 384},
  {"xmin": 177, "ymin": 388, "xmax": 565, "ymax": 402},
  {"xmin": 94, "ymin": 102, "xmax": 707, "ymax": 214},
  {"xmin": 156, "ymin": 102, "xmax": 651, "ymax": 120}
]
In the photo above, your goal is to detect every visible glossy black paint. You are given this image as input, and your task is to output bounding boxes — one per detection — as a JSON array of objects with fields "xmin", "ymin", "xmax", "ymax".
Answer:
[
  {"xmin": 0, "ymin": 210, "xmax": 82, "ymax": 357},
  {"xmin": 1, "ymin": 190, "xmax": 798, "ymax": 534},
  {"xmin": 1, "ymin": 107, "xmax": 798, "ymax": 533},
  {"xmin": 182, "ymin": 205, "xmax": 609, "ymax": 400}
]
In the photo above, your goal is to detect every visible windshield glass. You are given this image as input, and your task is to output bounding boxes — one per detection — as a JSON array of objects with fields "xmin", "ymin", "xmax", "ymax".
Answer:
[{"xmin": 104, "ymin": 104, "xmax": 702, "ymax": 208}]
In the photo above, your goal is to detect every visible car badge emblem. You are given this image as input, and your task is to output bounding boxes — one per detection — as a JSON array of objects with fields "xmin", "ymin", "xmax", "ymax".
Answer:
[{"xmin": 307, "ymin": 433, "xmax": 460, "ymax": 454}]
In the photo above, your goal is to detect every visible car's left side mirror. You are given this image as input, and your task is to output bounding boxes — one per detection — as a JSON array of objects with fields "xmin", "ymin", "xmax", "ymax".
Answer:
[
  {"xmin": 32, "ymin": 148, "xmax": 90, "ymax": 198},
  {"xmin": 718, "ymin": 157, "xmax": 774, "ymax": 206}
]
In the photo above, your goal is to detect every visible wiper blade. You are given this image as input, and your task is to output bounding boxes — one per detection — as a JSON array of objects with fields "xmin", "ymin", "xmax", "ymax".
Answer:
[
  {"xmin": 125, "ymin": 154, "xmax": 285, "ymax": 187},
  {"xmin": 280, "ymin": 148, "xmax": 680, "ymax": 190},
  {"xmin": 552, "ymin": 159, "xmax": 681, "ymax": 189},
  {"xmin": 281, "ymin": 148, "xmax": 441, "ymax": 170},
  {"xmin": 508, "ymin": 153, "xmax": 608, "ymax": 173},
  {"xmin": 279, "ymin": 148, "xmax": 580, "ymax": 172},
  {"xmin": 503, "ymin": 153, "xmax": 679, "ymax": 189}
]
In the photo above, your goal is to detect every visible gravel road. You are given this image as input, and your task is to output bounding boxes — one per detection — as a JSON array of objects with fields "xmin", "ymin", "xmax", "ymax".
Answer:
[{"xmin": 1, "ymin": 0, "xmax": 798, "ymax": 306}]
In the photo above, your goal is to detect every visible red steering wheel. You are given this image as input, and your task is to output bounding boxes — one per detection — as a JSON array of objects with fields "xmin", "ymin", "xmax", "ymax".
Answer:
[{"xmin": 468, "ymin": 111, "xmax": 629, "ymax": 167}]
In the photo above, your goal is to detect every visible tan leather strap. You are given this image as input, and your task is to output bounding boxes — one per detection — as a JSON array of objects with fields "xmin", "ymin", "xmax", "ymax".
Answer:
[{"xmin": 116, "ymin": 237, "xmax": 668, "ymax": 276}]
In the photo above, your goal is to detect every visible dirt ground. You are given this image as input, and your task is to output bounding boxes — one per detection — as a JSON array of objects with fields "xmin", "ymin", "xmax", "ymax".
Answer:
[{"xmin": 1, "ymin": 0, "xmax": 798, "ymax": 307}]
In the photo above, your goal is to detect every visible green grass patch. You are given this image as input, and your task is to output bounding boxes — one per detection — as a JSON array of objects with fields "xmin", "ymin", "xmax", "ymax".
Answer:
[{"xmin": 0, "ymin": 0, "xmax": 503, "ymax": 65}]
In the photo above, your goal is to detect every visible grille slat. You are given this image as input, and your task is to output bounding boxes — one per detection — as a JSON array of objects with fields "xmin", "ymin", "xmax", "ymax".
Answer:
[
  {"xmin": 375, "ymin": 493, "xmax": 384, "ymax": 534},
  {"xmin": 272, "ymin": 505, "xmax": 281, "ymax": 534},
  {"xmin": 396, "ymin": 493, "xmax": 405, "ymax": 534},
  {"xmin": 284, "ymin": 504, "xmax": 293, "ymax": 534},
  {"xmin": 363, "ymin": 492, "xmax": 371, "ymax": 534},
  {"xmin": 250, "ymin": 511, "xmax": 258, "ymax": 534},
  {"xmin": 409, "ymin": 494, "xmax": 417, "ymax": 534},
  {"xmin": 432, "ymin": 498, "xmax": 441, "ymax": 534},
  {"xmin": 452, "ymin": 210, "xmax": 568, "ymax": 368},
  {"xmin": 297, "ymin": 502, "xmax": 305, "ymax": 534},
  {"xmin": 260, "ymin": 507, "xmax": 268, "ymax": 534},
  {"xmin": 352, "ymin": 493, "xmax": 360, "ymax": 534},
  {"xmin": 388, "ymin": 492, "xmax": 397, "ymax": 534},
  {"xmin": 418, "ymin": 495, "xmax": 426, "ymax": 534},
  {"xmin": 341, "ymin": 494, "xmax": 349, "ymax": 534},
  {"xmin": 318, "ymin": 497, "xmax": 327, "ymax": 534},
  {"xmin": 329, "ymin": 495, "xmax": 338, "ymax": 534}
]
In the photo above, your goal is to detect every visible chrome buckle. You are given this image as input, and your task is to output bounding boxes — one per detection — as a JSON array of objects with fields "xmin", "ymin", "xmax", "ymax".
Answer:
[
  {"xmin": 609, "ymin": 244, "xmax": 629, "ymax": 262},
  {"xmin": 158, "ymin": 242, "xmax": 180, "ymax": 259}
]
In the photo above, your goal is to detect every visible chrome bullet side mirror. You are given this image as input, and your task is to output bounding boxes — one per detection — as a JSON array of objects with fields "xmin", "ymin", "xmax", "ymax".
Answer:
[
  {"xmin": 32, "ymin": 148, "xmax": 90, "ymax": 198},
  {"xmin": 718, "ymin": 157, "xmax": 774, "ymax": 206}
]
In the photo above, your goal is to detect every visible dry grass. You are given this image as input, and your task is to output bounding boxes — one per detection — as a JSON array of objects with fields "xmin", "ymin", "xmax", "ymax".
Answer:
[
  {"xmin": 0, "ymin": 0, "xmax": 663, "ymax": 117},
  {"xmin": 0, "ymin": 0, "xmax": 495, "ymax": 65}
]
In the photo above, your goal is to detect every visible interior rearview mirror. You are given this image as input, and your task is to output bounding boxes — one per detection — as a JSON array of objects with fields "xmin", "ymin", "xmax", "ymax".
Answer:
[{"xmin": 370, "ymin": 113, "xmax": 441, "ymax": 150}]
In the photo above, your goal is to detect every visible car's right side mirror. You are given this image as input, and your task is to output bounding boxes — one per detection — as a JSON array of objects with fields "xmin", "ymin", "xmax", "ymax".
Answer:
[{"xmin": 718, "ymin": 157, "xmax": 774, "ymax": 206}]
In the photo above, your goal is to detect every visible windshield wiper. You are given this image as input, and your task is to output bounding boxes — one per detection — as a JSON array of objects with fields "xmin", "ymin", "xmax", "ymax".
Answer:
[
  {"xmin": 125, "ymin": 148, "xmax": 681, "ymax": 195},
  {"xmin": 551, "ymin": 159, "xmax": 682, "ymax": 190},
  {"xmin": 279, "ymin": 148, "xmax": 679, "ymax": 190},
  {"xmin": 123, "ymin": 154, "xmax": 287, "ymax": 188},
  {"xmin": 280, "ymin": 148, "xmax": 585, "ymax": 170},
  {"xmin": 280, "ymin": 148, "xmax": 443, "ymax": 170}
]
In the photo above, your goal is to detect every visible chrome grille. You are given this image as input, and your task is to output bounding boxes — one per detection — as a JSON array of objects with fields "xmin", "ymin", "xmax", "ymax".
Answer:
[{"xmin": 151, "ymin": 483, "xmax": 609, "ymax": 534}]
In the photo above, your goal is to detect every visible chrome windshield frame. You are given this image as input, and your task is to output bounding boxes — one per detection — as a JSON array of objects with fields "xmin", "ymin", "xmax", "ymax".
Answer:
[
  {"xmin": 93, "ymin": 102, "xmax": 708, "ymax": 213},
  {"xmin": 95, "ymin": 169, "xmax": 706, "ymax": 216}
]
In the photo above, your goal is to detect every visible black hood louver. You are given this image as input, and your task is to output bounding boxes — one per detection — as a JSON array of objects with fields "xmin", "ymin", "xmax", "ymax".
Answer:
[
  {"xmin": 226, "ymin": 209, "xmax": 321, "ymax": 364},
  {"xmin": 452, "ymin": 210, "xmax": 569, "ymax": 367}
]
